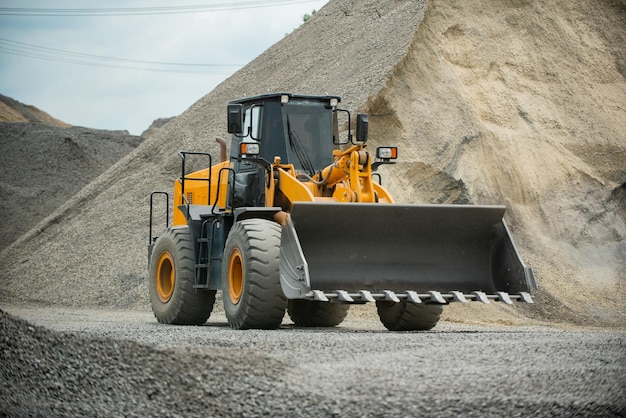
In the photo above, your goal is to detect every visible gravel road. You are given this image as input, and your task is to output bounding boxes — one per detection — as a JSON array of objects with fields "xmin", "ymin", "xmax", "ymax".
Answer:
[{"xmin": 2, "ymin": 305, "xmax": 624, "ymax": 417}]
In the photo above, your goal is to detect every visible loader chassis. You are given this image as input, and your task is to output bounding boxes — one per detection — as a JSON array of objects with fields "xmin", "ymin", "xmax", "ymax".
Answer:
[{"xmin": 148, "ymin": 92, "xmax": 537, "ymax": 330}]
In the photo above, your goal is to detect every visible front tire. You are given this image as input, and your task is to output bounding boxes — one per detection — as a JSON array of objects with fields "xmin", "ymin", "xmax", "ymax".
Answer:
[
  {"xmin": 376, "ymin": 301, "xmax": 442, "ymax": 331},
  {"xmin": 288, "ymin": 300, "xmax": 350, "ymax": 327},
  {"xmin": 222, "ymin": 219, "xmax": 287, "ymax": 329},
  {"xmin": 149, "ymin": 227, "xmax": 216, "ymax": 325}
]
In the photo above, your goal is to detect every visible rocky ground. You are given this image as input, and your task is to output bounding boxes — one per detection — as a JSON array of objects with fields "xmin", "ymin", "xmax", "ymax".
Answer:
[{"xmin": 2, "ymin": 307, "xmax": 625, "ymax": 417}]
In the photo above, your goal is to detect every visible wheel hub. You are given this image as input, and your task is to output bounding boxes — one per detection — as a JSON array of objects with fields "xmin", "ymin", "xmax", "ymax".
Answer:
[
  {"xmin": 228, "ymin": 248, "xmax": 243, "ymax": 305},
  {"xmin": 156, "ymin": 251, "xmax": 175, "ymax": 303}
]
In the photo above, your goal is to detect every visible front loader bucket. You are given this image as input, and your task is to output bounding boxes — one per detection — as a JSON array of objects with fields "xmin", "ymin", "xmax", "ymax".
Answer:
[{"xmin": 280, "ymin": 202, "xmax": 536, "ymax": 304}]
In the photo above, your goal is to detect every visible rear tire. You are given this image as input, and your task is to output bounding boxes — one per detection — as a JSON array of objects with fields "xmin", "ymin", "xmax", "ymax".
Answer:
[
  {"xmin": 288, "ymin": 300, "xmax": 350, "ymax": 327},
  {"xmin": 222, "ymin": 219, "xmax": 287, "ymax": 329},
  {"xmin": 376, "ymin": 301, "xmax": 442, "ymax": 331},
  {"xmin": 149, "ymin": 227, "xmax": 216, "ymax": 325}
]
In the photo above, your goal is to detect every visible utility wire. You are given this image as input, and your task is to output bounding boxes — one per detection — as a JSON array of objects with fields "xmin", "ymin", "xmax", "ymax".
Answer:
[
  {"xmin": 0, "ymin": 0, "xmax": 321, "ymax": 16},
  {"xmin": 0, "ymin": 38, "xmax": 243, "ymax": 74},
  {"xmin": 0, "ymin": 38, "xmax": 240, "ymax": 67},
  {"xmin": 0, "ymin": 1, "xmax": 323, "ymax": 72}
]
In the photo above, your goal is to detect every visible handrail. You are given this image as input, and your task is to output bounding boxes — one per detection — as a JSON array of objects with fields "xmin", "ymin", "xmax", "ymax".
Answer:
[
  {"xmin": 212, "ymin": 167, "xmax": 236, "ymax": 215},
  {"xmin": 178, "ymin": 151, "xmax": 212, "ymax": 199},
  {"xmin": 148, "ymin": 191, "xmax": 169, "ymax": 246}
]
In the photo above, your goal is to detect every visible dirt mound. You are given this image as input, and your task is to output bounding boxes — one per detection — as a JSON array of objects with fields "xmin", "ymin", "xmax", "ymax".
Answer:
[
  {"xmin": 0, "ymin": 0, "xmax": 624, "ymax": 327},
  {"xmin": 372, "ymin": 0, "xmax": 626, "ymax": 327},
  {"xmin": 0, "ymin": 94, "xmax": 70, "ymax": 127},
  {"xmin": 0, "ymin": 122, "xmax": 142, "ymax": 251}
]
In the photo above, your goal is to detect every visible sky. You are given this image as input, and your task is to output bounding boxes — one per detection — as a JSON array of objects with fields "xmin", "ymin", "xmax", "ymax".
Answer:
[{"xmin": 0, "ymin": 0, "xmax": 328, "ymax": 135}]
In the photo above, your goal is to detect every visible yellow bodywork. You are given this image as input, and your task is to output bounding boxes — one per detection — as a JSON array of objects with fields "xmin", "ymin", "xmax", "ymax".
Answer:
[
  {"xmin": 269, "ymin": 145, "xmax": 394, "ymax": 210},
  {"xmin": 173, "ymin": 161, "xmax": 233, "ymax": 226},
  {"xmin": 173, "ymin": 144, "xmax": 394, "ymax": 226}
]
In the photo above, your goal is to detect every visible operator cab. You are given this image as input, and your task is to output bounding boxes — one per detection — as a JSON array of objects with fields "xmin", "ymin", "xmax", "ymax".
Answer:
[{"xmin": 227, "ymin": 92, "xmax": 342, "ymax": 175}]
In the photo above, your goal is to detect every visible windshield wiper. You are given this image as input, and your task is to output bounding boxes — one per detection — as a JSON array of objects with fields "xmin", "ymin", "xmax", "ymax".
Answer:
[{"xmin": 286, "ymin": 115, "xmax": 316, "ymax": 176}]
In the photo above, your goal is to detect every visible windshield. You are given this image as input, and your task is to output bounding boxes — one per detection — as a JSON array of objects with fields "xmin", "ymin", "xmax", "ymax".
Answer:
[{"xmin": 283, "ymin": 101, "xmax": 334, "ymax": 174}]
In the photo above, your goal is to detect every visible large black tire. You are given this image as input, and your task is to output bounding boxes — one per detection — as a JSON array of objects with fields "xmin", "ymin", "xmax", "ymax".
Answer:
[
  {"xmin": 288, "ymin": 300, "xmax": 350, "ymax": 327},
  {"xmin": 376, "ymin": 301, "xmax": 443, "ymax": 331},
  {"xmin": 222, "ymin": 219, "xmax": 287, "ymax": 329},
  {"xmin": 149, "ymin": 227, "xmax": 216, "ymax": 325}
]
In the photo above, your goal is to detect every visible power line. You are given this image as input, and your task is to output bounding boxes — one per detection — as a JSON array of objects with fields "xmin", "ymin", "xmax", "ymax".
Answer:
[
  {"xmin": 0, "ymin": 38, "xmax": 241, "ymax": 67},
  {"xmin": 0, "ymin": 38, "xmax": 243, "ymax": 74},
  {"xmin": 0, "ymin": 0, "xmax": 321, "ymax": 16}
]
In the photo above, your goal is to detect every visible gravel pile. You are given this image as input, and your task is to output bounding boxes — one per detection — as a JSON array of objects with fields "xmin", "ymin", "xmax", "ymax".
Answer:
[
  {"xmin": 0, "ymin": 0, "xmax": 430, "ymax": 313},
  {"xmin": 0, "ymin": 122, "xmax": 142, "ymax": 251},
  {"xmin": 0, "ymin": 310, "xmax": 324, "ymax": 417},
  {"xmin": 2, "ymin": 308, "xmax": 625, "ymax": 417}
]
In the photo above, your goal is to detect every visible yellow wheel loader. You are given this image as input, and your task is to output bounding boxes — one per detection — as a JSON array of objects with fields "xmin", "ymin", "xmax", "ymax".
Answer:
[{"xmin": 148, "ymin": 92, "xmax": 537, "ymax": 330}]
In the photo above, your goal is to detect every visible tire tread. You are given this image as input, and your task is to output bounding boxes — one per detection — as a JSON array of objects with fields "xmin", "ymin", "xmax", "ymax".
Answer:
[{"xmin": 149, "ymin": 227, "xmax": 216, "ymax": 325}]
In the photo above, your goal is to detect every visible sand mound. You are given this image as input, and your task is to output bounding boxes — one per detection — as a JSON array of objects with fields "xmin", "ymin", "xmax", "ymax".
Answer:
[
  {"xmin": 363, "ymin": 1, "xmax": 626, "ymax": 326},
  {"xmin": 0, "ymin": 0, "xmax": 624, "ymax": 327}
]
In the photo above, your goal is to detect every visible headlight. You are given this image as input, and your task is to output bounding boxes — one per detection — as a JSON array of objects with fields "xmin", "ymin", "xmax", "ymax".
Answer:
[
  {"xmin": 376, "ymin": 146, "xmax": 397, "ymax": 160},
  {"xmin": 240, "ymin": 142, "xmax": 260, "ymax": 156}
]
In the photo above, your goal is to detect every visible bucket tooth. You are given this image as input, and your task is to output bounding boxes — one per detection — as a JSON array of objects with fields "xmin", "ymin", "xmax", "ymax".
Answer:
[
  {"xmin": 496, "ymin": 291, "xmax": 513, "ymax": 305},
  {"xmin": 473, "ymin": 291, "xmax": 490, "ymax": 304},
  {"xmin": 336, "ymin": 290, "xmax": 354, "ymax": 302},
  {"xmin": 428, "ymin": 291, "xmax": 447, "ymax": 304},
  {"xmin": 519, "ymin": 292, "xmax": 534, "ymax": 303},
  {"xmin": 300, "ymin": 289, "xmax": 534, "ymax": 305},
  {"xmin": 450, "ymin": 291, "xmax": 468, "ymax": 303},
  {"xmin": 406, "ymin": 291, "xmax": 423, "ymax": 304},
  {"xmin": 383, "ymin": 290, "xmax": 400, "ymax": 303},
  {"xmin": 359, "ymin": 290, "xmax": 376, "ymax": 302},
  {"xmin": 312, "ymin": 290, "xmax": 329, "ymax": 302}
]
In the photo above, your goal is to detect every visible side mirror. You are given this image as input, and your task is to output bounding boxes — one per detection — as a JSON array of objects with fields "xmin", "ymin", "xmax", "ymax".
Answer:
[
  {"xmin": 227, "ymin": 104, "xmax": 243, "ymax": 134},
  {"xmin": 355, "ymin": 113, "xmax": 368, "ymax": 143}
]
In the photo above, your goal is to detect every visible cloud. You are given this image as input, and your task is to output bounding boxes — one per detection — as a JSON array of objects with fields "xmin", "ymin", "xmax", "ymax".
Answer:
[{"xmin": 0, "ymin": 0, "xmax": 327, "ymax": 134}]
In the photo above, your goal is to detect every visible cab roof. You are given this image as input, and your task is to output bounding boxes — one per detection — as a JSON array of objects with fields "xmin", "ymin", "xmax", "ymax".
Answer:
[{"xmin": 228, "ymin": 92, "xmax": 342, "ymax": 106}]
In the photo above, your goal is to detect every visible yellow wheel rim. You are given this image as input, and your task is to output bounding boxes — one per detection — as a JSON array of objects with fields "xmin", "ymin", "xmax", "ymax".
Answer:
[
  {"xmin": 228, "ymin": 248, "xmax": 243, "ymax": 305},
  {"xmin": 156, "ymin": 251, "xmax": 175, "ymax": 303}
]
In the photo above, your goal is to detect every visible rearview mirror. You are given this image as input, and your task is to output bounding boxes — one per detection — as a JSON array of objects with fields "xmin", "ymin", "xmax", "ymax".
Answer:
[
  {"xmin": 355, "ymin": 113, "xmax": 368, "ymax": 143},
  {"xmin": 227, "ymin": 104, "xmax": 243, "ymax": 134}
]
